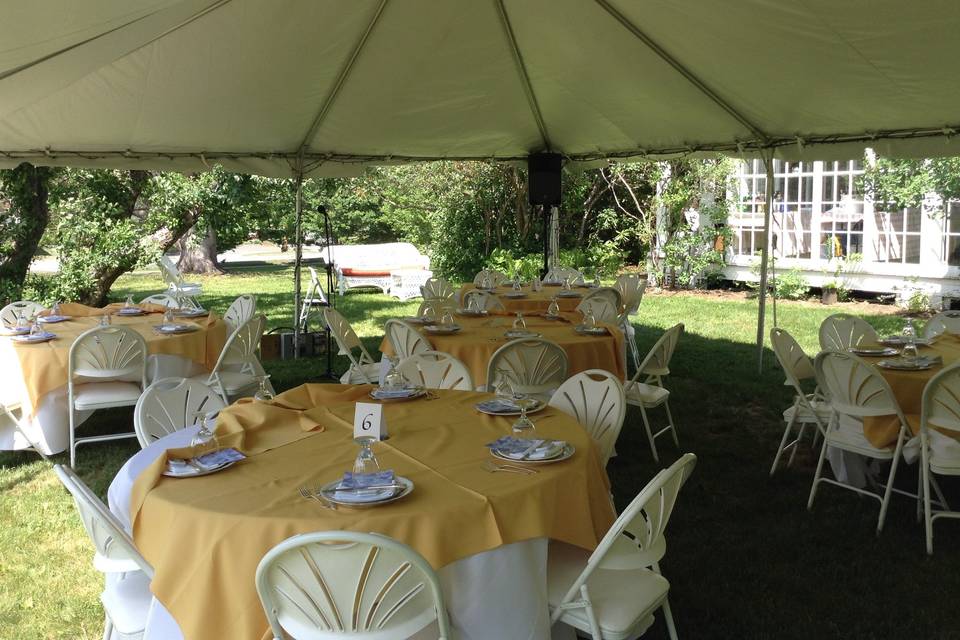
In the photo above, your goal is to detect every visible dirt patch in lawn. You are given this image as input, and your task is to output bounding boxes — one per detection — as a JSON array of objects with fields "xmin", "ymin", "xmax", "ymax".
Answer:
[{"xmin": 645, "ymin": 287, "xmax": 906, "ymax": 316}]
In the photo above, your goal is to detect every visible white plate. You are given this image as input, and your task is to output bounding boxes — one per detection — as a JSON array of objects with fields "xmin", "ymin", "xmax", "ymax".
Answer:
[
  {"xmin": 849, "ymin": 346, "xmax": 899, "ymax": 356},
  {"xmin": 162, "ymin": 458, "xmax": 240, "ymax": 477},
  {"xmin": 880, "ymin": 336, "xmax": 933, "ymax": 346},
  {"xmin": 504, "ymin": 330, "xmax": 541, "ymax": 339},
  {"xmin": 491, "ymin": 443, "xmax": 575, "ymax": 465},
  {"xmin": 543, "ymin": 313, "xmax": 564, "ymax": 321},
  {"xmin": 404, "ymin": 316, "xmax": 435, "ymax": 325},
  {"xmin": 1, "ymin": 327, "xmax": 31, "ymax": 336},
  {"xmin": 502, "ymin": 292, "xmax": 527, "ymax": 299},
  {"xmin": 877, "ymin": 358, "xmax": 936, "ymax": 371},
  {"xmin": 319, "ymin": 476, "xmax": 414, "ymax": 507},
  {"xmin": 456, "ymin": 308, "xmax": 488, "ymax": 317},
  {"xmin": 369, "ymin": 387, "xmax": 427, "ymax": 402},
  {"xmin": 155, "ymin": 323, "xmax": 199, "ymax": 334},
  {"xmin": 424, "ymin": 324, "xmax": 461, "ymax": 334},
  {"xmin": 38, "ymin": 315, "xmax": 70, "ymax": 324},
  {"xmin": 174, "ymin": 309, "xmax": 208, "ymax": 318},
  {"xmin": 556, "ymin": 291, "xmax": 582, "ymax": 299},
  {"xmin": 12, "ymin": 332, "xmax": 56, "ymax": 343},
  {"xmin": 116, "ymin": 308, "xmax": 146, "ymax": 316},
  {"xmin": 575, "ymin": 325, "xmax": 608, "ymax": 336},
  {"xmin": 475, "ymin": 398, "xmax": 546, "ymax": 416}
]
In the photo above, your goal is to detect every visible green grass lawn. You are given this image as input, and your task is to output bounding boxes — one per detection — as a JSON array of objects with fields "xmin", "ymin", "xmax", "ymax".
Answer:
[{"xmin": 2, "ymin": 266, "xmax": 958, "ymax": 639}]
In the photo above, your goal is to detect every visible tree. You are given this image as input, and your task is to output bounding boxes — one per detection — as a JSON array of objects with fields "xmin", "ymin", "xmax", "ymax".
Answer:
[
  {"xmin": 0, "ymin": 164, "xmax": 57, "ymax": 303},
  {"xmin": 860, "ymin": 156, "xmax": 960, "ymax": 211}
]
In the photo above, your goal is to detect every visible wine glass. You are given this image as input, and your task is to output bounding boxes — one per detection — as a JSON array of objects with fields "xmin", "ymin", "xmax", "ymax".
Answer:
[
  {"xmin": 511, "ymin": 391, "xmax": 537, "ymax": 435},
  {"xmin": 383, "ymin": 356, "xmax": 404, "ymax": 390},
  {"xmin": 592, "ymin": 269, "xmax": 601, "ymax": 288},
  {"xmin": 99, "ymin": 311, "xmax": 112, "ymax": 326},
  {"xmin": 532, "ymin": 275, "xmax": 541, "ymax": 292},
  {"xmin": 124, "ymin": 294, "xmax": 134, "ymax": 309},
  {"xmin": 352, "ymin": 437, "xmax": 381, "ymax": 475},
  {"xmin": 547, "ymin": 297, "xmax": 560, "ymax": 317},
  {"xmin": 51, "ymin": 300, "xmax": 62, "ymax": 317},
  {"xmin": 512, "ymin": 275, "xmax": 522, "ymax": 291},
  {"xmin": 513, "ymin": 312, "xmax": 526, "ymax": 331},
  {"xmin": 254, "ymin": 375, "xmax": 274, "ymax": 402},
  {"xmin": 581, "ymin": 305, "xmax": 596, "ymax": 330},
  {"xmin": 902, "ymin": 318, "xmax": 918, "ymax": 363},
  {"xmin": 441, "ymin": 310, "xmax": 455, "ymax": 327},
  {"xmin": 467, "ymin": 295, "xmax": 480, "ymax": 313},
  {"xmin": 29, "ymin": 317, "xmax": 44, "ymax": 338},
  {"xmin": 190, "ymin": 411, "xmax": 220, "ymax": 455},
  {"xmin": 15, "ymin": 312, "xmax": 28, "ymax": 333},
  {"xmin": 562, "ymin": 276, "xmax": 571, "ymax": 291},
  {"xmin": 163, "ymin": 306, "xmax": 175, "ymax": 326}
]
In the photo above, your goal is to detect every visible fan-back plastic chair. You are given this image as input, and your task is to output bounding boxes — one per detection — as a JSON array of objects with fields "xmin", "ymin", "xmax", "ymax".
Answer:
[
  {"xmin": 384, "ymin": 319, "xmax": 432, "ymax": 360},
  {"xmin": 255, "ymin": 531, "xmax": 451, "ymax": 640},
  {"xmin": 769, "ymin": 328, "xmax": 831, "ymax": 475},
  {"xmin": 299, "ymin": 266, "xmax": 330, "ymax": 332},
  {"xmin": 923, "ymin": 311, "xmax": 960, "ymax": 339},
  {"xmin": 192, "ymin": 315, "xmax": 270, "ymax": 404},
  {"xmin": 397, "ymin": 351, "xmax": 473, "ymax": 391},
  {"xmin": 158, "ymin": 255, "xmax": 202, "ymax": 299},
  {"xmin": 473, "ymin": 269, "xmax": 508, "ymax": 287},
  {"xmin": 54, "ymin": 464, "xmax": 154, "ymax": 640},
  {"xmin": 614, "ymin": 275, "xmax": 648, "ymax": 369},
  {"xmin": 544, "ymin": 266, "xmax": 584, "ymax": 285},
  {"xmin": 134, "ymin": 377, "xmax": 226, "ymax": 448},
  {"xmin": 224, "ymin": 294, "xmax": 257, "ymax": 333},
  {"xmin": 0, "ymin": 300, "xmax": 44, "ymax": 327},
  {"xmin": 818, "ymin": 313, "xmax": 878, "ymax": 351},
  {"xmin": 576, "ymin": 288, "xmax": 621, "ymax": 324},
  {"xmin": 624, "ymin": 324, "xmax": 684, "ymax": 463},
  {"xmin": 421, "ymin": 277, "xmax": 455, "ymax": 300},
  {"xmin": 549, "ymin": 370, "xmax": 626, "ymax": 466},
  {"xmin": 323, "ymin": 308, "xmax": 380, "ymax": 384},
  {"xmin": 809, "ymin": 351, "xmax": 915, "ymax": 534},
  {"xmin": 486, "ymin": 338, "xmax": 569, "ymax": 398},
  {"xmin": 462, "ymin": 289, "xmax": 505, "ymax": 313},
  {"xmin": 417, "ymin": 298, "xmax": 457, "ymax": 319},
  {"xmin": 139, "ymin": 293, "xmax": 180, "ymax": 309},
  {"xmin": 918, "ymin": 363, "xmax": 960, "ymax": 554},
  {"xmin": 548, "ymin": 453, "xmax": 697, "ymax": 640},
  {"xmin": 68, "ymin": 326, "xmax": 147, "ymax": 467}
]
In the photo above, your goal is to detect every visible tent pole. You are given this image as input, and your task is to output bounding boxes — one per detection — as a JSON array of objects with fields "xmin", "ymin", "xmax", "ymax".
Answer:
[
  {"xmin": 292, "ymin": 172, "xmax": 304, "ymax": 359},
  {"xmin": 756, "ymin": 151, "xmax": 775, "ymax": 374}
]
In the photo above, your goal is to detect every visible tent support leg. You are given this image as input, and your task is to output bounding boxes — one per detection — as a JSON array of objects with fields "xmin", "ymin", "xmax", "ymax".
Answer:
[
  {"xmin": 542, "ymin": 205, "xmax": 550, "ymax": 278},
  {"xmin": 756, "ymin": 151, "xmax": 775, "ymax": 374},
  {"xmin": 292, "ymin": 172, "xmax": 304, "ymax": 359}
]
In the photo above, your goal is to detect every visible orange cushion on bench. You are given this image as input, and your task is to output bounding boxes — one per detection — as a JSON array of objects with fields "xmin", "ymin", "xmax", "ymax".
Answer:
[{"xmin": 341, "ymin": 268, "xmax": 392, "ymax": 277}]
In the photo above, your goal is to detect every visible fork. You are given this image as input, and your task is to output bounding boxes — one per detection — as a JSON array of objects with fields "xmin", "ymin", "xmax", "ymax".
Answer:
[
  {"xmin": 482, "ymin": 460, "xmax": 538, "ymax": 475},
  {"xmin": 298, "ymin": 486, "xmax": 337, "ymax": 510}
]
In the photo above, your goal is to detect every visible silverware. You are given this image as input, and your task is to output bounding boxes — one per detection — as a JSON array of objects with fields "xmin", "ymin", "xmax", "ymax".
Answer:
[
  {"xmin": 482, "ymin": 460, "xmax": 538, "ymax": 475},
  {"xmin": 298, "ymin": 486, "xmax": 336, "ymax": 510}
]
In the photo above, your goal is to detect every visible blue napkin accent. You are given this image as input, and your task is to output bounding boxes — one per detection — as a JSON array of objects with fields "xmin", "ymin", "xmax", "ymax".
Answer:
[
  {"xmin": 338, "ymin": 470, "xmax": 395, "ymax": 490},
  {"xmin": 485, "ymin": 436, "xmax": 532, "ymax": 454}
]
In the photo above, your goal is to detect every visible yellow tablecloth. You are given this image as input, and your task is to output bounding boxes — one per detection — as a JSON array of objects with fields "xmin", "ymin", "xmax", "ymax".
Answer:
[
  {"xmin": 0, "ymin": 302, "xmax": 226, "ymax": 415},
  {"xmin": 381, "ymin": 313, "xmax": 626, "ymax": 388},
  {"xmin": 130, "ymin": 384, "xmax": 616, "ymax": 640},
  {"xmin": 861, "ymin": 335, "xmax": 960, "ymax": 447},
  {"xmin": 459, "ymin": 283, "xmax": 592, "ymax": 314}
]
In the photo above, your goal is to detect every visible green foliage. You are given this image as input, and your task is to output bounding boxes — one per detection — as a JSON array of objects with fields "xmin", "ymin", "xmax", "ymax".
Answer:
[
  {"xmin": 0, "ymin": 164, "xmax": 56, "ymax": 302},
  {"xmin": 773, "ymin": 268, "xmax": 810, "ymax": 301},
  {"xmin": 860, "ymin": 156, "xmax": 960, "ymax": 213},
  {"xmin": 660, "ymin": 225, "xmax": 731, "ymax": 289}
]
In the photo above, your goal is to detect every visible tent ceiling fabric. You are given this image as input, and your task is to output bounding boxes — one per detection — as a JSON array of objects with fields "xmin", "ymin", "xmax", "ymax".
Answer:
[{"xmin": 0, "ymin": 0, "xmax": 958, "ymax": 177}]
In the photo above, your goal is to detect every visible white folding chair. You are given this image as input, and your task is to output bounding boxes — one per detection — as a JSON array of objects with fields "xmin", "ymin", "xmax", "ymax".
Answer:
[
  {"xmin": 134, "ymin": 377, "xmax": 226, "ymax": 448},
  {"xmin": 473, "ymin": 269, "xmax": 508, "ymax": 287},
  {"xmin": 615, "ymin": 275, "xmax": 647, "ymax": 370},
  {"xmin": 420, "ymin": 277, "xmax": 455, "ymax": 300},
  {"xmin": 68, "ymin": 326, "xmax": 147, "ymax": 468},
  {"xmin": 323, "ymin": 308, "xmax": 380, "ymax": 384},
  {"xmin": 818, "ymin": 313, "xmax": 878, "ymax": 351},
  {"xmin": 462, "ymin": 289, "xmax": 505, "ymax": 313},
  {"xmin": 918, "ymin": 363, "xmax": 960, "ymax": 554},
  {"xmin": 139, "ymin": 293, "xmax": 180, "ymax": 309},
  {"xmin": 0, "ymin": 399, "xmax": 48, "ymax": 460},
  {"xmin": 417, "ymin": 298, "xmax": 457, "ymax": 319},
  {"xmin": 809, "ymin": 351, "xmax": 915, "ymax": 534},
  {"xmin": 923, "ymin": 310, "xmax": 960, "ymax": 339},
  {"xmin": 769, "ymin": 328, "xmax": 831, "ymax": 475},
  {"xmin": 255, "ymin": 531, "xmax": 451, "ymax": 640},
  {"xmin": 624, "ymin": 324, "xmax": 683, "ymax": 463},
  {"xmin": 544, "ymin": 266, "xmax": 584, "ymax": 285},
  {"xmin": 486, "ymin": 338, "xmax": 568, "ymax": 398},
  {"xmin": 397, "ymin": 351, "xmax": 473, "ymax": 391},
  {"xmin": 549, "ymin": 370, "xmax": 626, "ymax": 466},
  {"xmin": 384, "ymin": 319, "xmax": 433, "ymax": 360},
  {"xmin": 158, "ymin": 255, "xmax": 202, "ymax": 300},
  {"xmin": 54, "ymin": 464, "xmax": 154, "ymax": 640},
  {"xmin": 224, "ymin": 294, "xmax": 257, "ymax": 334},
  {"xmin": 576, "ymin": 288, "xmax": 621, "ymax": 324},
  {"xmin": 299, "ymin": 266, "xmax": 330, "ymax": 332},
  {"xmin": 0, "ymin": 300, "xmax": 44, "ymax": 327},
  {"xmin": 192, "ymin": 315, "xmax": 271, "ymax": 404},
  {"xmin": 548, "ymin": 453, "xmax": 697, "ymax": 640}
]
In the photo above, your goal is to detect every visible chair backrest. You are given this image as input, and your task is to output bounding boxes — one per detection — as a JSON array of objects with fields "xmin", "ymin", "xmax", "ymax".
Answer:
[
  {"xmin": 68, "ymin": 326, "xmax": 147, "ymax": 386},
  {"xmin": 210, "ymin": 314, "xmax": 267, "ymax": 375},
  {"xmin": 53, "ymin": 464, "xmax": 154, "ymax": 578},
  {"xmin": 324, "ymin": 308, "xmax": 375, "ymax": 367},
  {"xmin": 224, "ymin": 294, "xmax": 257, "ymax": 333},
  {"xmin": 396, "ymin": 351, "xmax": 473, "ymax": 391},
  {"xmin": 921, "ymin": 362, "xmax": 960, "ymax": 445},
  {"xmin": 473, "ymin": 269, "xmax": 508, "ymax": 287},
  {"xmin": 818, "ymin": 313, "xmax": 878, "ymax": 351},
  {"xmin": 140, "ymin": 293, "xmax": 180, "ymax": 308},
  {"xmin": 158, "ymin": 255, "xmax": 181, "ymax": 286},
  {"xmin": 384, "ymin": 319, "xmax": 432, "ymax": 360},
  {"xmin": 544, "ymin": 266, "xmax": 584, "ymax": 285},
  {"xmin": 0, "ymin": 300, "xmax": 44, "ymax": 328},
  {"xmin": 487, "ymin": 338, "xmax": 569, "ymax": 394},
  {"xmin": 615, "ymin": 274, "xmax": 647, "ymax": 315},
  {"xmin": 576, "ymin": 288, "xmax": 621, "ymax": 323},
  {"xmin": 462, "ymin": 290, "xmax": 505, "ymax": 313},
  {"xmin": 421, "ymin": 278, "xmax": 454, "ymax": 300},
  {"xmin": 630, "ymin": 323, "xmax": 683, "ymax": 382},
  {"xmin": 417, "ymin": 298, "xmax": 457, "ymax": 319},
  {"xmin": 770, "ymin": 327, "xmax": 816, "ymax": 390},
  {"xmin": 548, "ymin": 370, "xmax": 625, "ymax": 465},
  {"xmin": 134, "ymin": 377, "xmax": 226, "ymax": 448},
  {"xmin": 814, "ymin": 351, "xmax": 904, "ymax": 420},
  {"xmin": 924, "ymin": 311, "xmax": 960, "ymax": 339},
  {"xmin": 558, "ymin": 453, "xmax": 696, "ymax": 609},
  {"xmin": 255, "ymin": 531, "xmax": 450, "ymax": 640}
]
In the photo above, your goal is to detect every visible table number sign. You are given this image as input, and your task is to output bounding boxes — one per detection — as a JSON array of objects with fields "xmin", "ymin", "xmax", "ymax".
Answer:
[{"xmin": 354, "ymin": 402, "xmax": 387, "ymax": 440}]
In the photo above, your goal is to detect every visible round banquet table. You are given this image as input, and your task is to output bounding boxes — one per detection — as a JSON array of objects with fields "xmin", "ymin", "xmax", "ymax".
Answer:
[
  {"xmin": 459, "ymin": 283, "xmax": 595, "ymax": 315},
  {"xmin": 0, "ymin": 302, "xmax": 226, "ymax": 455},
  {"xmin": 380, "ymin": 313, "xmax": 626, "ymax": 389},
  {"xmin": 111, "ymin": 383, "xmax": 616, "ymax": 640}
]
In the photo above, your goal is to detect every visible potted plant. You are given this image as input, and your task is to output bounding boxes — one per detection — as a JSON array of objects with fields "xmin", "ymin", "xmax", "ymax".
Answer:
[
  {"xmin": 820, "ymin": 254, "xmax": 861, "ymax": 305},
  {"xmin": 821, "ymin": 282, "xmax": 839, "ymax": 305}
]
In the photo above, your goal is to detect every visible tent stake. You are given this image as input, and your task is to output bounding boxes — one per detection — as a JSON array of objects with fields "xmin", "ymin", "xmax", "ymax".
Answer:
[
  {"xmin": 756, "ymin": 151, "xmax": 775, "ymax": 374},
  {"xmin": 292, "ymin": 171, "xmax": 304, "ymax": 359}
]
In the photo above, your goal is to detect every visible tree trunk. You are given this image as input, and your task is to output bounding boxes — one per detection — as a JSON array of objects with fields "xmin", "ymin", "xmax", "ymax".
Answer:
[
  {"xmin": 0, "ymin": 164, "xmax": 53, "ymax": 303},
  {"xmin": 178, "ymin": 224, "xmax": 225, "ymax": 275}
]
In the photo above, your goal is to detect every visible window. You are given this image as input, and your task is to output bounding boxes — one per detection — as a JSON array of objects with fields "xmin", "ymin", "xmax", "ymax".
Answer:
[
  {"xmin": 734, "ymin": 160, "xmax": 812, "ymax": 257},
  {"xmin": 943, "ymin": 201, "xmax": 960, "ymax": 266},
  {"xmin": 874, "ymin": 208, "xmax": 921, "ymax": 264},
  {"xmin": 819, "ymin": 160, "xmax": 865, "ymax": 259}
]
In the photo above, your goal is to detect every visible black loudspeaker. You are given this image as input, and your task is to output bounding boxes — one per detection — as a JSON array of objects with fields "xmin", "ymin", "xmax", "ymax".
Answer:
[{"xmin": 528, "ymin": 153, "xmax": 562, "ymax": 205}]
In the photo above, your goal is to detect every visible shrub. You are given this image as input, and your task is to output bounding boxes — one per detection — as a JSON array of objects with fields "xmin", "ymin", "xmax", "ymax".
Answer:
[{"xmin": 774, "ymin": 268, "xmax": 810, "ymax": 300}]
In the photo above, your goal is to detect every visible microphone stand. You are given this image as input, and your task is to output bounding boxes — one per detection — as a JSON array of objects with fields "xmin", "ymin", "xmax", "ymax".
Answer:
[{"xmin": 318, "ymin": 205, "xmax": 337, "ymax": 381}]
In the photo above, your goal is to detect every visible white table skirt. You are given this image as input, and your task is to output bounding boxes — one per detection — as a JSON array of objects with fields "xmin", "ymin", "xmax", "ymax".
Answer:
[
  {"xmin": 108, "ymin": 428, "xmax": 576, "ymax": 640},
  {"xmin": 0, "ymin": 354, "xmax": 205, "ymax": 455}
]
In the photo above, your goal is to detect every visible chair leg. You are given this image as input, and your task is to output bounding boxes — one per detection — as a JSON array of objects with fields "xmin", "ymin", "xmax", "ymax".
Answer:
[
  {"xmin": 68, "ymin": 398, "xmax": 77, "ymax": 469},
  {"xmin": 787, "ymin": 421, "xmax": 807, "ymax": 467},
  {"xmin": 662, "ymin": 596, "xmax": 679, "ymax": 640},
  {"xmin": 930, "ymin": 474, "xmax": 950, "ymax": 511},
  {"xmin": 916, "ymin": 463, "xmax": 923, "ymax": 524},
  {"xmin": 580, "ymin": 584, "xmax": 603, "ymax": 640},
  {"xmin": 807, "ymin": 436, "xmax": 829, "ymax": 511},
  {"xmin": 923, "ymin": 461, "xmax": 934, "ymax": 555},
  {"xmin": 877, "ymin": 449, "xmax": 903, "ymax": 535},
  {"xmin": 770, "ymin": 404, "xmax": 799, "ymax": 476},
  {"xmin": 638, "ymin": 404, "xmax": 660, "ymax": 463},
  {"xmin": 102, "ymin": 613, "xmax": 113, "ymax": 640},
  {"xmin": 664, "ymin": 399, "xmax": 680, "ymax": 448}
]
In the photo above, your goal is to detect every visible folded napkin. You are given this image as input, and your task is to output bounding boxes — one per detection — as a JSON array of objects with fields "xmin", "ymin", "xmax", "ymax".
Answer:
[
  {"xmin": 879, "ymin": 355, "xmax": 942, "ymax": 369},
  {"xmin": 486, "ymin": 436, "xmax": 566, "ymax": 460},
  {"xmin": 332, "ymin": 470, "xmax": 399, "ymax": 503},
  {"xmin": 166, "ymin": 447, "xmax": 246, "ymax": 476},
  {"xmin": 371, "ymin": 385, "xmax": 421, "ymax": 399}
]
